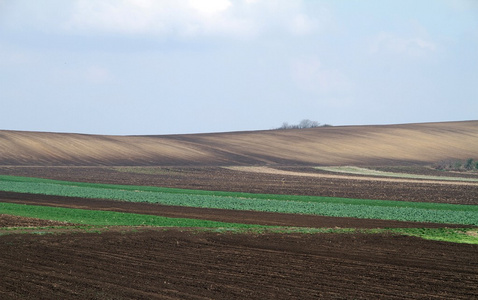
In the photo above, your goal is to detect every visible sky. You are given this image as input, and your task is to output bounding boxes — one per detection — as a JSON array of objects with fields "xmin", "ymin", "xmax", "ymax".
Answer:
[{"xmin": 1, "ymin": 0, "xmax": 477, "ymax": 135}]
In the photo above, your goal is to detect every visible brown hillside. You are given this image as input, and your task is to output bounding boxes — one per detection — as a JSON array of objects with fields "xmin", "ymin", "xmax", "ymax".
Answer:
[{"xmin": 0, "ymin": 121, "xmax": 477, "ymax": 166}]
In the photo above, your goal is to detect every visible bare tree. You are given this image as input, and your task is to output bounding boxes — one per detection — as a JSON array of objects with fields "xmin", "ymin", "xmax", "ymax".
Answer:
[
  {"xmin": 299, "ymin": 119, "xmax": 320, "ymax": 129},
  {"xmin": 276, "ymin": 119, "xmax": 325, "ymax": 130}
]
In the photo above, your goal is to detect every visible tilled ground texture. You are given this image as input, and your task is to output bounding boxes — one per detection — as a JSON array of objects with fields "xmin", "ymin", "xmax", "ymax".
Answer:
[
  {"xmin": 1, "ymin": 166, "xmax": 478, "ymax": 204},
  {"xmin": 1, "ymin": 230, "xmax": 477, "ymax": 299},
  {"xmin": 1, "ymin": 166, "xmax": 478, "ymax": 299},
  {"xmin": 0, "ymin": 214, "xmax": 72, "ymax": 228}
]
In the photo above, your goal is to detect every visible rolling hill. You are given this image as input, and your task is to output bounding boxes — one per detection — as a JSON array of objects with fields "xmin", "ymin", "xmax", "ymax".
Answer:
[{"xmin": 0, "ymin": 121, "xmax": 477, "ymax": 166}]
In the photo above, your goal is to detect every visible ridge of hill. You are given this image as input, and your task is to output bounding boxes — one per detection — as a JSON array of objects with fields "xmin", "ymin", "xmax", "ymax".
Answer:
[{"xmin": 0, "ymin": 121, "xmax": 477, "ymax": 166}]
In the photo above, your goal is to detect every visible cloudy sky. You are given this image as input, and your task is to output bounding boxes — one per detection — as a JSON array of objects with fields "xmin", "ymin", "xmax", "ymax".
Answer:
[{"xmin": 1, "ymin": 0, "xmax": 477, "ymax": 135}]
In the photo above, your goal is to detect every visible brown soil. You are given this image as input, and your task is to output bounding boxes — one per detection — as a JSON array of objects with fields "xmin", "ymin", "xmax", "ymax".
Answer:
[
  {"xmin": 1, "ymin": 230, "xmax": 477, "ymax": 299},
  {"xmin": 0, "ymin": 214, "xmax": 72, "ymax": 228},
  {"xmin": 1, "ymin": 166, "xmax": 478, "ymax": 204},
  {"xmin": 1, "ymin": 191, "xmax": 467, "ymax": 229},
  {"xmin": 1, "ymin": 120, "xmax": 477, "ymax": 166}
]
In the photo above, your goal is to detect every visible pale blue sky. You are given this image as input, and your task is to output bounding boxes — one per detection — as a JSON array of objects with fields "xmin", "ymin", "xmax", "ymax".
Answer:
[{"xmin": 1, "ymin": 0, "xmax": 477, "ymax": 135}]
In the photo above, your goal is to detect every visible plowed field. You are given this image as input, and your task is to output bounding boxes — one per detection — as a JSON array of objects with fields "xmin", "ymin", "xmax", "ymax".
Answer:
[
  {"xmin": 0, "ymin": 214, "xmax": 73, "ymax": 228},
  {"xmin": 1, "ymin": 230, "xmax": 477, "ymax": 299},
  {"xmin": 1, "ymin": 120, "xmax": 478, "ymax": 300},
  {"xmin": 1, "ymin": 166, "xmax": 478, "ymax": 299},
  {"xmin": 1, "ymin": 120, "xmax": 478, "ymax": 166}
]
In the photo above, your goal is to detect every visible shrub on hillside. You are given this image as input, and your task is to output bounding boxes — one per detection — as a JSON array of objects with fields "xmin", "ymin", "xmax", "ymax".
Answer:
[
  {"xmin": 434, "ymin": 158, "xmax": 477, "ymax": 171},
  {"xmin": 465, "ymin": 158, "xmax": 474, "ymax": 170},
  {"xmin": 275, "ymin": 119, "xmax": 332, "ymax": 130}
]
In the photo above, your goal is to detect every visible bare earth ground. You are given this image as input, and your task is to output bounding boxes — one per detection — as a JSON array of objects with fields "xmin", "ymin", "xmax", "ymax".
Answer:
[
  {"xmin": 1, "ymin": 121, "xmax": 478, "ymax": 166},
  {"xmin": 0, "ymin": 214, "xmax": 73, "ymax": 228},
  {"xmin": 1, "ymin": 166, "xmax": 477, "ymax": 204},
  {"xmin": 1, "ymin": 230, "xmax": 477, "ymax": 299},
  {"xmin": 1, "ymin": 166, "xmax": 478, "ymax": 298}
]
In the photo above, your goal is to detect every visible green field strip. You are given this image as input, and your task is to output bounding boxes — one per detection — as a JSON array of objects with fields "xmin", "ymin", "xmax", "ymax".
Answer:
[
  {"xmin": 1, "ymin": 203, "xmax": 477, "ymax": 244},
  {"xmin": 0, "ymin": 202, "xmax": 264, "ymax": 228},
  {"xmin": 1, "ymin": 175, "xmax": 478, "ymax": 225},
  {"xmin": 1, "ymin": 175, "xmax": 476, "ymax": 211},
  {"xmin": 315, "ymin": 166, "xmax": 478, "ymax": 182}
]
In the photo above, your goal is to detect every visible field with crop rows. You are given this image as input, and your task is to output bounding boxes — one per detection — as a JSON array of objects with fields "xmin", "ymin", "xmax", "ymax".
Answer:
[
  {"xmin": 1, "ymin": 121, "xmax": 478, "ymax": 299},
  {"xmin": 1, "ymin": 175, "xmax": 478, "ymax": 226},
  {"xmin": 1, "ymin": 167, "xmax": 478, "ymax": 299}
]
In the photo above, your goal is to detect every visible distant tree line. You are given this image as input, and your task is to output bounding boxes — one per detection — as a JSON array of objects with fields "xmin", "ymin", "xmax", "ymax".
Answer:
[
  {"xmin": 434, "ymin": 158, "xmax": 478, "ymax": 171},
  {"xmin": 275, "ymin": 119, "xmax": 332, "ymax": 130}
]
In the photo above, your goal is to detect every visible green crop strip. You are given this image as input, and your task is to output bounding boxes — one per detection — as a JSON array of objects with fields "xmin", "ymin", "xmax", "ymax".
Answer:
[
  {"xmin": 1, "ymin": 202, "xmax": 477, "ymax": 244},
  {"xmin": 1, "ymin": 175, "xmax": 475, "ymax": 210},
  {"xmin": 0, "ymin": 202, "xmax": 264, "ymax": 228},
  {"xmin": 1, "ymin": 175, "xmax": 478, "ymax": 225}
]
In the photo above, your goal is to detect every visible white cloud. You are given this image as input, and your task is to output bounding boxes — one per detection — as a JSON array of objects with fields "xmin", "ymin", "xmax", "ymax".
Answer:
[
  {"xmin": 370, "ymin": 32, "xmax": 436, "ymax": 57},
  {"xmin": 64, "ymin": 0, "xmax": 327, "ymax": 38},
  {"xmin": 291, "ymin": 57, "xmax": 353, "ymax": 94},
  {"xmin": 188, "ymin": 0, "xmax": 232, "ymax": 15}
]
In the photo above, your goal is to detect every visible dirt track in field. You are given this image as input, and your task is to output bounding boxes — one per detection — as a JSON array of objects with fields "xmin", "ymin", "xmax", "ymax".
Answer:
[
  {"xmin": 1, "ymin": 166, "xmax": 478, "ymax": 204},
  {"xmin": 226, "ymin": 166, "xmax": 478, "ymax": 186},
  {"xmin": 1, "ymin": 191, "xmax": 467, "ymax": 229},
  {"xmin": 1, "ymin": 230, "xmax": 477, "ymax": 299}
]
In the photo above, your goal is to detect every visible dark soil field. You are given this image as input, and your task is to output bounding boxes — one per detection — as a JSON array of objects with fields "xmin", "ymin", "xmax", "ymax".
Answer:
[
  {"xmin": 1, "ymin": 230, "xmax": 477, "ymax": 299},
  {"xmin": 0, "ymin": 214, "xmax": 72, "ymax": 228}
]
